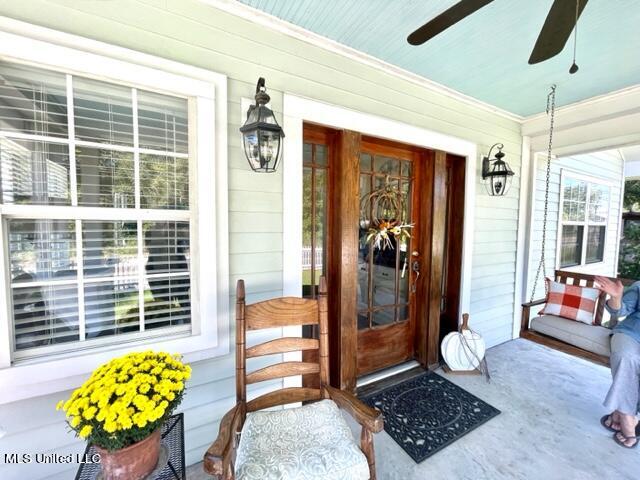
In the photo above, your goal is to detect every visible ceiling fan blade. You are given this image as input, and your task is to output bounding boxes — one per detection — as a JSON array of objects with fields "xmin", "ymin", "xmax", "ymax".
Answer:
[
  {"xmin": 528, "ymin": 0, "xmax": 590, "ymax": 64},
  {"xmin": 407, "ymin": 0, "xmax": 495, "ymax": 45}
]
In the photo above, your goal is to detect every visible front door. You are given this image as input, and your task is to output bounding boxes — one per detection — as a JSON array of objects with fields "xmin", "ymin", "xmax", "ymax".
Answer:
[
  {"xmin": 301, "ymin": 124, "xmax": 462, "ymax": 390},
  {"xmin": 356, "ymin": 137, "xmax": 428, "ymax": 376}
]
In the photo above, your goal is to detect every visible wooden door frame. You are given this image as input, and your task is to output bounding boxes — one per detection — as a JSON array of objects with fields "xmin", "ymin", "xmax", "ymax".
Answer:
[
  {"xmin": 328, "ymin": 129, "xmax": 361, "ymax": 391},
  {"xmin": 283, "ymin": 94, "xmax": 478, "ymax": 392},
  {"xmin": 301, "ymin": 124, "xmax": 338, "ymax": 389},
  {"xmin": 440, "ymin": 154, "xmax": 467, "ymax": 342},
  {"xmin": 425, "ymin": 151, "xmax": 448, "ymax": 369}
]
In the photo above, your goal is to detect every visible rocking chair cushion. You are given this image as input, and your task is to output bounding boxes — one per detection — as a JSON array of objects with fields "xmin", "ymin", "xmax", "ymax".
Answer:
[{"xmin": 235, "ymin": 399, "xmax": 370, "ymax": 480}]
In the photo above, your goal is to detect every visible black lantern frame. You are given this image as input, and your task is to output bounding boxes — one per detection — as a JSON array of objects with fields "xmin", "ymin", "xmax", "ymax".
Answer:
[
  {"xmin": 482, "ymin": 143, "xmax": 514, "ymax": 196},
  {"xmin": 239, "ymin": 77, "xmax": 285, "ymax": 173}
]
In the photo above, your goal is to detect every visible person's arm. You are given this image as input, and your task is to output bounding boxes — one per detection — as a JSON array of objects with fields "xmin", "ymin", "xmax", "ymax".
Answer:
[
  {"xmin": 595, "ymin": 277, "xmax": 638, "ymax": 318},
  {"xmin": 606, "ymin": 292, "xmax": 623, "ymax": 315},
  {"xmin": 612, "ymin": 286, "xmax": 639, "ymax": 318},
  {"xmin": 595, "ymin": 277, "xmax": 640, "ymax": 318}
]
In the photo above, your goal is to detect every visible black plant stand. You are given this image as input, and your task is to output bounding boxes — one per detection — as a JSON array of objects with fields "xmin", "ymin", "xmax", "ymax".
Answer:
[{"xmin": 75, "ymin": 413, "xmax": 185, "ymax": 480}]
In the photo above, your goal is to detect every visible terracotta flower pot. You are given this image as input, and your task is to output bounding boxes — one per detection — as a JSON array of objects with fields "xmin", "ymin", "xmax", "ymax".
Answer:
[{"xmin": 95, "ymin": 429, "xmax": 161, "ymax": 480}]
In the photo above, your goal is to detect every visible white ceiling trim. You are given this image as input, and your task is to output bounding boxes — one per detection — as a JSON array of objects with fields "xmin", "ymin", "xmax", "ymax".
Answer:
[
  {"xmin": 201, "ymin": 0, "xmax": 523, "ymax": 122},
  {"xmin": 522, "ymin": 83, "xmax": 640, "ymax": 156},
  {"xmin": 522, "ymin": 83, "xmax": 640, "ymax": 131}
]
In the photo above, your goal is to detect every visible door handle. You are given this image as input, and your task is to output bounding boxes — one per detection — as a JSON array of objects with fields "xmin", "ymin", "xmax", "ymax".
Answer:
[
  {"xmin": 411, "ymin": 250, "xmax": 421, "ymax": 276},
  {"xmin": 411, "ymin": 259, "xmax": 420, "ymax": 293}
]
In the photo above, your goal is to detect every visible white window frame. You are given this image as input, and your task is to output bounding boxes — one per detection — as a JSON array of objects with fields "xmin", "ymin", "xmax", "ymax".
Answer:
[
  {"xmin": 556, "ymin": 169, "xmax": 613, "ymax": 270},
  {"xmin": 0, "ymin": 19, "xmax": 229, "ymax": 404}
]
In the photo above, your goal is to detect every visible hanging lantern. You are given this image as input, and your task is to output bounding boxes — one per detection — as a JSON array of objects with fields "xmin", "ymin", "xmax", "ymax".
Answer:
[
  {"xmin": 482, "ymin": 143, "xmax": 514, "ymax": 196},
  {"xmin": 239, "ymin": 77, "xmax": 285, "ymax": 173}
]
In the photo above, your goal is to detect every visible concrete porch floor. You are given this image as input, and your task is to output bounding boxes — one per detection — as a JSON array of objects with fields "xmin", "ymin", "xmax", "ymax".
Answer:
[{"xmin": 187, "ymin": 339, "xmax": 640, "ymax": 479}]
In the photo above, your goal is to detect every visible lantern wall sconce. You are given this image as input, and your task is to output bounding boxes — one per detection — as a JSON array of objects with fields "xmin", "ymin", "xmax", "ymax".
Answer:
[
  {"xmin": 481, "ymin": 143, "xmax": 514, "ymax": 196},
  {"xmin": 239, "ymin": 77, "xmax": 285, "ymax": 173}
]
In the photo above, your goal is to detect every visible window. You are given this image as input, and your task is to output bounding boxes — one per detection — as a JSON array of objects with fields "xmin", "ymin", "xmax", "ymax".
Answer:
[
  {"xmin": 0, "ymin": 60, "xmax": 193, "ymax": 360},
  {"xmin": 302, "ymin": 139, "xmax": 329, "ymax": 299},
  {"xmin": 559, "ymin": 174, "xmax": 610, "ymax": 268},
  {"xmin": 0, "ymin": 28, "xmax": 226, "ymax": 403}
]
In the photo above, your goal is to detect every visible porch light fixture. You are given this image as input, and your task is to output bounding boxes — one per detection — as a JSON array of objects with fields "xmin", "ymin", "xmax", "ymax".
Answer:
[
  {"xmin": 239, "ymin": 77, "xmax": 285, "ymax": 173},
  {"xmin": 482, "ymin": 143, "xmax": 514, "ymax": 196}
]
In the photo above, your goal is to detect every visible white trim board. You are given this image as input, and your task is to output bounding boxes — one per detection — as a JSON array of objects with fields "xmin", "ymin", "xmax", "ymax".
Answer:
[
  {"xmin": 522, "ymin": 84, "xmax": 640, "ymax": 156},
  {"xmin": 201, "ymin": 0, "xmax": 522, "ymax": 123},
  {"xmin": 281, "ymin": 108, "xmax": 304, "ymax": 303},
  {"xmin": 522, "ymin": 84, "xmax": 640, "ymax": 129},
  {"xmin": 0, "ymin": 22, "xmax": 230, "ymax": 404},
  {"xmin": 282, "ymin": 93, "xmax": 477, "ymax": 334},
  {"xmin": 513, "ymin": 135, "xmax": 531, "ymax": 338},
  {"xmin": 613, "ymin": 161, "xmax": 626, "ymax": 273},
  {"xmin": 521, "ymin": 150, "xmax": 545, "ymax": 311}
]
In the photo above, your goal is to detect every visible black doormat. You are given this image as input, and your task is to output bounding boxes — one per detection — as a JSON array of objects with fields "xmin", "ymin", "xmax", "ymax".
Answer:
[{"xmin": 361, "ymin": 371, "xmax": 500, "ymax": 463}]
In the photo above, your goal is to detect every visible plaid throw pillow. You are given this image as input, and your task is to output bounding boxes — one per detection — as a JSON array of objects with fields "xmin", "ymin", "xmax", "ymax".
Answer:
[{"xmin": 541, "ymin": 279, "xmax": 600, "ymax": 325}]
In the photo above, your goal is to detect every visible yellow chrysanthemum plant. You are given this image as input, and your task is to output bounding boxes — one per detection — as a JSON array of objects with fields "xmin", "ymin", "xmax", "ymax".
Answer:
[{"xmin": 56, "ymin": 351, "xmax": 191, "ymax": 452}]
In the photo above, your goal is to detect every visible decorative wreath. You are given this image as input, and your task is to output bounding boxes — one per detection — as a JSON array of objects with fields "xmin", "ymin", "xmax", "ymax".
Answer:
[{"xmin": 360, "ymin": 177, "xmax": 413, "ymax": 250}]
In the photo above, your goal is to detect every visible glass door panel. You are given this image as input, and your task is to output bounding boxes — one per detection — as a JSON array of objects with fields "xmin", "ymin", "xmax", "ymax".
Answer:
[
  {"xmin": 302, "ymin": 141, "xmax": 328, "ymax": 298},
  {"xmin": 358, "ymin": 153, "xmax": 414, "ymax": 330}
]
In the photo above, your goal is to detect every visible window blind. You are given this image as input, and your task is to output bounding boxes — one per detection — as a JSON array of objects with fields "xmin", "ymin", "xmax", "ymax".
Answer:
[{"xmin": 0, "ymin": 62, "xmax": 68, "ymax": 138}]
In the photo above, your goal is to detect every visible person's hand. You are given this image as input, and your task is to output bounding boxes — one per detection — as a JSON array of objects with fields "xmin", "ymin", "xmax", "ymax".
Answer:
[
  {"xmin": 594, "ymin": 276, "xmax": 624, "ymax": 310},
  {"xmin": 594, "ymin": 276, "xmax": 624, "ymax": 298}
]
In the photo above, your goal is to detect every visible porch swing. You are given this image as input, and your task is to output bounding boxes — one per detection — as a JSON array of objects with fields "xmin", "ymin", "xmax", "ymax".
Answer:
[{"xmin": 520, "ymin": 86, "xmax": 632, "ymax": 366}]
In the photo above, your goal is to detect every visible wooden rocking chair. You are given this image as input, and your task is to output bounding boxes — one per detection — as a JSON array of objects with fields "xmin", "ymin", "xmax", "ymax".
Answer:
[{"xmin": 203, "ymin": 277, "xmax": 383, "ymax": 480}]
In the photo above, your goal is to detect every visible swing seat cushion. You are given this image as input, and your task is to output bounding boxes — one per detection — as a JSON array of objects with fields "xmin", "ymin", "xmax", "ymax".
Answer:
[{"xmin": 530, "ymin": 314, "xmax": 612, "ymax": 357}]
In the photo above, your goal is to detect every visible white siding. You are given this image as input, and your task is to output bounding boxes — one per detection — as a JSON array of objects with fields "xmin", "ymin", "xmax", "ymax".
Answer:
[
  {"xmin": 0, "ymin": 1, "xmax": 523, "ymax": 478},
  {"xmin": 526, "ymin": 149, "xmax": 625, "ymax": 301}
]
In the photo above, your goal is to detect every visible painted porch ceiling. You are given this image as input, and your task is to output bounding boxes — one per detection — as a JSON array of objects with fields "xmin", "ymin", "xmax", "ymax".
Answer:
[{"xmin": 237, "ymin": 0, "xmax": 640, "ymax": 117}]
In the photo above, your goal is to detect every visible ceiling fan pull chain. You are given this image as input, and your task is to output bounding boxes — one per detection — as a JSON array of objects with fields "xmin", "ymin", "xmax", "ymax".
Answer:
[
  {"xmin": 570, "ymin": 0, "xmax": 580, "ymax": 74},
  {"xmin": 530, "ymin": 85, "xmax": 556, "ymax": 303}
]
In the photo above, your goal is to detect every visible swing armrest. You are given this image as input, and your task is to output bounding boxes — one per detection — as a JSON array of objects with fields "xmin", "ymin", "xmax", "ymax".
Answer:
[
  {"xmin": 522, "ymin": 299, "xmax": 546, "ymax": 308},
  {"xmin": 521, "ymin": 299, "xmax": 546, "ymax": 333}
]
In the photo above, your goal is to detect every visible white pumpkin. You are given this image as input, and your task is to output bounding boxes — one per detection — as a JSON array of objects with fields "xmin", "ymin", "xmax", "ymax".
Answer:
[{"xmin": 441, "ymin": 314, "xmax": 486, "ymax": 371}]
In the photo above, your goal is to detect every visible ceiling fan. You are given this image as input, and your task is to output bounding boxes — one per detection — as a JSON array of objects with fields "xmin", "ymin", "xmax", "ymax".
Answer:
[{"xmin": 408, "ymin": 0, "xmax": 588, "ymax": 71}]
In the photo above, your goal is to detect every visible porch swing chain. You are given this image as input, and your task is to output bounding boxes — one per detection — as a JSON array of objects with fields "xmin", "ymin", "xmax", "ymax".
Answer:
[{"xmin": 530, "ymin": 85, "xmax": 557, "ymax": 302}]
